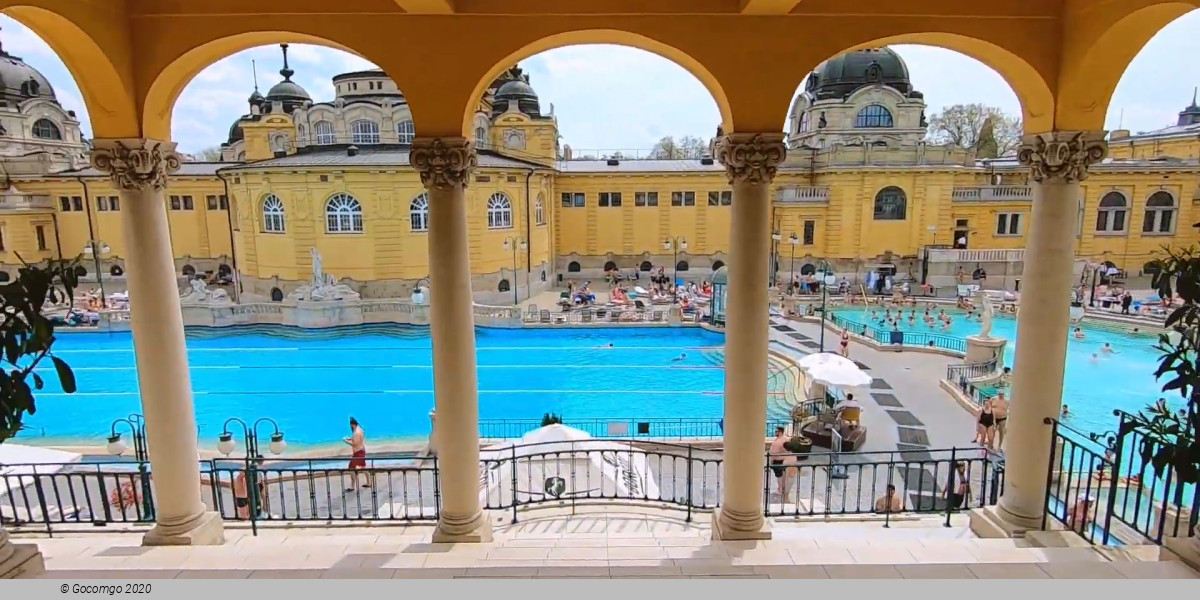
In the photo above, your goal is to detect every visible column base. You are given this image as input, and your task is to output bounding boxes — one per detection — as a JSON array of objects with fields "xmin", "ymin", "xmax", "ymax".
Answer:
[
  {"xmin": 968, "ymin": 505, "xmax": 1040, "ymax": 539},
  {"xmin": 142, "ymin": 511, "xmax": 225, "ymax": 546},
  {"xmin": 1164, "ymin": 536, "xmax": 1200, "ymax": 572},
  {"xmin": 711, "ymin": 508, "xmax": 773, "ymax": 541},
  {"xmin": 432, "ymin": 515, "xmax": 493, "ymax": 544},
  {"xmin": 0, "ymin": 543, "xmax": 45, "ymax": 579}
]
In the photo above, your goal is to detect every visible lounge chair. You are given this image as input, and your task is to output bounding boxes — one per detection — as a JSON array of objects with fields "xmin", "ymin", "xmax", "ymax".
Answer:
[
  {"xmin": 581, "ymin": 310, "xmax": 593, "ymax": 323},
  {"xmin": 525, "ymin": 304, "xmax": 539, "ymax": 322},
  {"xmin": 634, "ymin": 299, "xmax": 647, "ymax": 310},
  {"xmin": 539, "ymin": 309, "xmax": 552, "ymax": 324},
  {"xmin": 652, "ymin": 310, "xmax": 664, "ymax": 322}
]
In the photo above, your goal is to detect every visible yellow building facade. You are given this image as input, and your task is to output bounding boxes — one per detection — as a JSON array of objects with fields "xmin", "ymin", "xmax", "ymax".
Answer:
[{"xmin": 3, "ymin": 44, "xmax": 1200, "ymax": 297}]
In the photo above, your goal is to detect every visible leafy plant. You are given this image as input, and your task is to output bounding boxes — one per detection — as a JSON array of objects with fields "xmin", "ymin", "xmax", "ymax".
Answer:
[
  {"xmin": 1132, "ymin": 245, "xmax": 1200, "ymax": 487},
  {"xmin": 541, "ymin": 413, "xmax": 563, "ymax": 427},
  {"xmin": 0, "ymin": 257, "xmax": 79, "ymax": 443},
  {"xmin": 783, "ymin": 436, "xmax": 812, "ymax": 454}
]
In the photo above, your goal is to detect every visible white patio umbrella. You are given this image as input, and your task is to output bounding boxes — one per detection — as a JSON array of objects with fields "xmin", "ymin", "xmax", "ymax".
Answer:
[
  {"xmin": 797, "ymin": 352, "xmax": 873, "ymax": 389},
  {"xmin": 478, "ymin": 425, "xmax": 660, "ymax": 507},
  {"xmin": 0, "ymin": 444, "xmax": 82, "ymax": 523}
]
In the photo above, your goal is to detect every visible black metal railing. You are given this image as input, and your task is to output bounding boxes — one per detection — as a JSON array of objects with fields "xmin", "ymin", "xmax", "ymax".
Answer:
[
  {"xmin": 478, "ymin": 418, "xmax": 792, "ymax": 440},
  {"xmin": 955, "ymin": 376, "xmax": 998, "ymax": 407},
  {"xmin": 1044, "ymin": 412, "xmax": 1199, "ymax": 546},
  {"xmin": 0, "ymin": 460, "xmax": 160, "ymax": 533},
  {"xmin": 946, "ymin": 358, "xmax": 1000, "ymax": 383},
  {"xmin": 829, "ymin": 313, "xmax": 968, "ymax": 353}
]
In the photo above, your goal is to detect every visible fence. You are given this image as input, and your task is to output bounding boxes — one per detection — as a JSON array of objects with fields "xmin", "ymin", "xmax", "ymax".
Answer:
[
  {"xmin": 945, "ymin": 358, "xmax": 1000, "ymax": 383},
  {"xmin": 478, "ymin": 418, "xmax": 792, "ymax": 440},
  {"xmin": 829, "ymin": 313, "xmax": 967, "ymax": 354},
  {"xmin": 1, "ymin": 442, "xmax": 1000, "ymax": 534},
  {"xmin": 522, "ymin": 306, "xmax": 705, "ymax": 325},
  {"xmin": 1044, "ymin": 413, "xmax": 1199, "ymax": 546}
]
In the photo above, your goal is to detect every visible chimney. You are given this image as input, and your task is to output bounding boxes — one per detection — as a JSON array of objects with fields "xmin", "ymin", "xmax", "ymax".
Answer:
[
  {"xmin": 606, "ymin": 159, "xmax": 619, "ymax": 166},
  {"xmin": 347, "ymin": 145, "xmax": 359, "ymax": 157}
]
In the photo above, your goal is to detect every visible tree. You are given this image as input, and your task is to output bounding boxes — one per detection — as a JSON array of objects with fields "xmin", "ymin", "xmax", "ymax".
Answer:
[
  {"xmin": 926, "ymin": 104, "xmax": 1022, "ymax": 158},
  {"xmin": 650, "ymin": 135, "xmax": 709, "ymax": 159},
  {"xmin": 0, "ymin": 257, "xmax": 78, "ymax": 443},
  {"xmin": 192, "ymin": 146, "xmax": 224, "ymax": 162}
]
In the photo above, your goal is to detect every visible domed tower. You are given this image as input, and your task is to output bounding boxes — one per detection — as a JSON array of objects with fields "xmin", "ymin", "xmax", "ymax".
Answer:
[
  {"xmin": 1176, "ymin": 88, "xmax": 1200, "ymax": 127},
  {"xmin": 490, "ymin": 68, "xmax": 544, "ymax": 119},
  {"xmin": 484, "ymin": 66, "xmax": 557, "ymax": 164},
  {"xmin": 787, "ymin": 47, "xmax": 928, "ymax": 149},
  {"xmin": 0, "ymin": 28, "xmax": 86, "ymax": 173},
  {"xmin": 263, "ymin": 43, "xmax": 311, "ymax": 114}
]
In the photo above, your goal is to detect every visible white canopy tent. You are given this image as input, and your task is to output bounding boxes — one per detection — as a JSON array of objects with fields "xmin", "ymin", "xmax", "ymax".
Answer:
[{"xmin": 478, "ymin": 425, "xmax": 660, "ymax": 507}]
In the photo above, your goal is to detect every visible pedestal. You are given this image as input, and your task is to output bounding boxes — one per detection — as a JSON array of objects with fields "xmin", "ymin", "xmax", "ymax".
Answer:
[
  {"xmin": 0, "ymin": 530, "xmax": 44, "ymax": 579},
  {"xmin": 1164, "ymin": 536, "xmax": 1200, "ymax": 572},
  {"xmin": 711, "ymin": 508, "xmax": 773, "ymax": 540},
  {"xmin": 142, "ymin": 511, "xmax": 225, "ymax": 546},
  {"xmin": 964, "ymin": 335, "xmax": 1006, "ymax": 366}
]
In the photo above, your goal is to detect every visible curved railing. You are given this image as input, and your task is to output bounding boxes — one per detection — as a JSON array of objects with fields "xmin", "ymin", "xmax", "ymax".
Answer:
[{"xmin": 828, "ymin": 313, "xmax": 967, "ymax": 353}]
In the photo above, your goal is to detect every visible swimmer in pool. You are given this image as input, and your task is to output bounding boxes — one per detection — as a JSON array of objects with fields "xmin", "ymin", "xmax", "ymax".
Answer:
[
  {"xmin": 1062, "ymin": 404, "xmax": 1070, "ymax": 418},
  {"xmin": 1101, "ymin": 342, "xmax": 1117, "ymax": 354},
  {"xmin": 671, "ymin": 353, "xmax": 687, "ymax": 362},
  {"xmin": 596, "ymin": 343, "xmax": 614, "ymax": 348},
  {"xmin": 1073, "ymin": 327, "xmax": 1085, "ymax": 339},
  {"xmin": 1090, "ymin": 353, "xmax": 1100, "ymax": 362}
]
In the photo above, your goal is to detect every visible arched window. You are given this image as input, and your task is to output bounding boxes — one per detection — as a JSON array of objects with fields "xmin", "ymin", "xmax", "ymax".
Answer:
[
  {"xmin": 262, "ymin": 194, "xmax": 286, "ymax": 233},
  {"xmin": 182, "ymin": 265, "xmax": 196, "ymax": 276},
  {"xmin": 540, "ymin": 270, "xmax": 547, "ymax": 282},
  {"xmin": 314, "ymin": 121, "xmax": 335, "ymax": 145},
  {"xmin": 798, "ymin": 112, "xmax": 810, "ymax": 133},
  {"xmin": 712, "ymin": 260, "xmax": 725, "ymax": 271},
  {"xmin": 1143, "ymin": 191, "xmax": 1176, "ymax": 234},
  {"xmin": 397, "ymin": 120, "xmax": 415, "ymax": 144},
  {"xmin": 297, "ymin": 124, "xmax": 307, "ymax": 141},
  {"xmin": 325, "ymin": 193, "xmax": 364, "ymax": 233},
  {"xmin": 855, "ymin": 105, "xmax": 894, "ymax": 128},
  {"xmin": 567, "ymin": 261, "xmax": 581, "ymax": 272},
  {"xmin": 873, "ymin": 186, "xmax": 907, "ymax": 220},
  {"xmin": 640, "ymin": 261, "xmax": 653, "ymax": 272},
  {"xmin": 603, "ymin": 261, "xmax": 618, "ymax": 271},
  {"xmin": 270, "ymin": 287, "xmax": 284, "ymax": 302},
  {"xmin": 676, "ymin": 261, "xmax": 690, "ymax": 272},
  {"xmin": 410, "ymin": 192, "xmax": 429, "ymax": 232},
  {"xmin": 498, "ymin": 279, "xmax": 511, "ymax": 293},
  {"xmin": 1096, "ymin": 191, "xmax": 1128, "ymax": 233},
  {"xmin": 350, "ymin": 120, "xmax": 380, "ymax": 144},
  {"xmin": 475, "ymin": 126, "xmax": 488, "ymax": 148},
  {"xmin": 32, "ymin": 118, "xmax": 61, "ymax": 140},
  {"xmin": 535, "ymin": 194, "xmax": 546, "ymax": 225},
  {"xmin": 486, "ymin": 192, "xmax": 513, "ymax": 229}
]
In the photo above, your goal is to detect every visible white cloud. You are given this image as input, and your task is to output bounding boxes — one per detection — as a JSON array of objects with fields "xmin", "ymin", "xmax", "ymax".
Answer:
[{"xmin": 4, "ymin": 12, "xmax": 1200, "ymax": 153}]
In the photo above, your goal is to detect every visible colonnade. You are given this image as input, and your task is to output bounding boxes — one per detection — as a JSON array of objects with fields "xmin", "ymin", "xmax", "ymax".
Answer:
[{"xmin": 89, "ymin": 131, "xmax": 1105, "ymax": 545}]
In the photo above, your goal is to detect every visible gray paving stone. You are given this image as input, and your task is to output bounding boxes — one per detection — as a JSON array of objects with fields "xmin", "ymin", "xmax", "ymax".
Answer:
[{"xmin": 887, "ymin": 410, "xmax": 925, "ymax": 427}]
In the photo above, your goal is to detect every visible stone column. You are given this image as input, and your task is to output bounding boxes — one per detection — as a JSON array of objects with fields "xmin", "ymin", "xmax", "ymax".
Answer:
[
  {"xmin": 971, "ymin": 131, "xmax": 1106, "ymax": 537},
  {"xmin": 411, "ymin": 138, "xmax": 491, "ymax": 543},
  {"xmin": 91, "ymin": 139, "xmax": 224, "ymax": 546},
  {"xmin": 712, "ymin": 133, "xmax": 786, "ymax": 540}
]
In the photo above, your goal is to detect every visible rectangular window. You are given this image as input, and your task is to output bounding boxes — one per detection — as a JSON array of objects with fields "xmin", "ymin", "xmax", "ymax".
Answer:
[
  {"xmin": 59, "ymin": 196, "xmax": 71, "ymax": 211},
  {"xmin": 219, "ymin": 195, "xmax": 229, "ymax": 210},
  {"xmin": 35, "ymin": 225, "xmax": 46, "ymax": 251},
  {"xmin": 110, "ymin": 196, "xmax": 120, "ymax": 211},
  {"xmin": 634, "ymin": 192, "xmax": 658, "ymax": 207},
  {"xmin": 96, "ymin": 196, "xmax": 109, "ymax": 211},
  {"xmin": 182, "ymin": 195, "xmax": 194, "ymax": 210},
  {"xmin": 996, "ymin": 213, "xmax": 1022, "ymax": 236},
  {"xmin": 599, "ymin": 192, "xmax": 622, "ymax": 207},
  {"xmin": 671, "ymin": 191, "xmax": 695, "ymax": 206},
  {"xmin": 803, "ymin": 220, "xmax": 815, "ymax": 245},
  {"xmin": 0, "ymin": 229, "xmax": 5, "ymax": 251},
  {"xmin": 71, "ymin": 197, "xmax": 83, "ymax": 212},
  {"xmin": 561, "ymin": 192, "xmax": 585, "ymax": 207},
  {"xmin": 207, "ymin": 195, "xmax": 219, "ymax": 210},
  {"xmin": 707, "ymin": 191, "xmax": 732, "ymax": 206},
  {"xmin": 169, "ymin": 195, "xmax": 181, "ymax": 210}
]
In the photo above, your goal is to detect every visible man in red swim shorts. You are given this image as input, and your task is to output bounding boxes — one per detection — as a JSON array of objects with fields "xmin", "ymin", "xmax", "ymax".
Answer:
[{"xmin": 344, "ymin": 417, "xmax": 369, "ymax": 491}]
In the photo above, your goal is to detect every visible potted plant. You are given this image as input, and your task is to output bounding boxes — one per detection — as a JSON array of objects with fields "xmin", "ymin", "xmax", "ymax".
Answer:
[
  {"xmin": 0, "ymin": 257, "xmax": 78, "ymax": 579},
  {"xmin": 783, "ymin": 435, "xmax": 813, "ymax": 460},
  {"xmin": 541, "ymin": 413, "xmax": 563, "ymax": 427}
]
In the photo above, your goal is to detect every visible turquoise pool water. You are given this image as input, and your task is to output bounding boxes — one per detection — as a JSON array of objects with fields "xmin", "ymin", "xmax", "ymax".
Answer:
[
  {"xmin": 21, "ymin": 325, "xmax": 798, "ymax": 447},
  {"xmin": 831, "ymin": 307, "xmax": 1181, "ymax": 439}
]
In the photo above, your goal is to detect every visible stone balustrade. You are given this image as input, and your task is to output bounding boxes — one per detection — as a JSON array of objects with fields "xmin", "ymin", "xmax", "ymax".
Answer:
[{"xmin": 951, "ymin": 186, "xmax": 1033, "ymax": 202}]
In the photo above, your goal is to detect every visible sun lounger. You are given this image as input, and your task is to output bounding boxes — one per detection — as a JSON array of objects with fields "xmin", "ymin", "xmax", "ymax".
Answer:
[{"xmin": 539, "ymin": 309, "xmax": 552, "ymax": 324}]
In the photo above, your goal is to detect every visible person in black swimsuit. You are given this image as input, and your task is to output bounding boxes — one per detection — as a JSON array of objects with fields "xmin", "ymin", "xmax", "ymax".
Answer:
[{"xmin": 974, "ymin": 399, "xmax": 995, "ymax": 445}]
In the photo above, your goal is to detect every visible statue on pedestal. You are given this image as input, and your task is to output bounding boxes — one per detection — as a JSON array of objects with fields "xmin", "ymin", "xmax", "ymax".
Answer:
[
  {"xmin": 179, "ymin": 277, "xmax": 231, "ymax": 306},
  {"xmin": 287, "ymin": 247, "xmax": 361, "ymax": 302},
  {"xmin": 977, "ymin": 291, "xmax": 995, "ymax": 339}
]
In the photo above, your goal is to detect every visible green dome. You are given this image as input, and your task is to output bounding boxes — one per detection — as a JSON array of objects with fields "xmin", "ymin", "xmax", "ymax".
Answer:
[
  {"xmin": 712, "ymin": 266, "xmax": 728, "ymax": 285},
  {"xmin": 807, "ymin": 47, "xmax": 915, "ymax": 100}
]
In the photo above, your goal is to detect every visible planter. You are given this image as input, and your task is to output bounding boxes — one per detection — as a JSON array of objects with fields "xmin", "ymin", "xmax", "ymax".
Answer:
[{"xmin": 783, "ymin": 436, "xmax": 813, "ymax": 460}]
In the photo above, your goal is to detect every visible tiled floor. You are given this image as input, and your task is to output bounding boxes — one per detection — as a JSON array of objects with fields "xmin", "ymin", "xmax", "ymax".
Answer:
[{"xmin": 18, "ymin": 513, "xmax": 1199, "ymax": 579}]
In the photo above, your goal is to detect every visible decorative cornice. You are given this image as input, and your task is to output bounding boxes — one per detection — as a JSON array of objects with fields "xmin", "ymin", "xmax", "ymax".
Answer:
[
  {"xmin": 1016, "ymin": 131, "xmax": 1108, "ymax": 184},
  {"xmin": 90, "ymin": 139, "xmax": 181, "ymax": 192},
  {"xmin": 715, "ymin": 133, "xmax": 787, "ymax": 185},
  {"xmin": 410, "ymin": 137, "xmax": 476, "ymax": 190}
]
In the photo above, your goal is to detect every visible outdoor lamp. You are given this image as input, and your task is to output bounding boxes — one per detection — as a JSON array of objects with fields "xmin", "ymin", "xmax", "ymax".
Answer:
[
  {"xmin": 268, "ymin": 432, "xmax": 287, "ymax": 455},
  {"xmin": 411, "ymin": 287, "xmax": 425, "ymax": 304},
  {"xmin": 790, "ymin": 234, "xmax": 800, "ymax": 246},
  {"xmin": 502, "ymin": 239, "xmax": 511, "ymax": 251},
  {"xmin": 680, "ymin": 239, "xmax": 688, "ymax": 251},
  {"xmin": 662, "ymin": 239, "xmax": 671, "ymax": 250},
  {"xmin": 772, "ymin": 231, "xmax": 782, "ymax": 242},
  {"xmin": 824, "ymin": 273, "xmax": 837, "ymax": 286},
  {"xmin": 216, "ymin": 432, "xmax": 236, "ymax": 456},
  {"xmin": 520, "ymin": 241, "xmax": 528, "ymax": 251},
  {"xmin": 106, "ymin": 433, "xmax": 127, "ymax": 456}
]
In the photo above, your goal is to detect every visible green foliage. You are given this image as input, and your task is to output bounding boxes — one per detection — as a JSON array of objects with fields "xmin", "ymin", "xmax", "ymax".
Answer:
[
  {"xmin": 1135, "ymin": 245, "xmax": 1200, "ymax": 484},
  {"xmin": 783, "ymin": 436, "xmax": 812, "ymax": 454},
  {"xmin": 0, "ymin": 256, "xmax": 79, "ymax": 443},
  {"xmin": 541, "ymin": 413, "xmax": 563, "ymax": 427}
]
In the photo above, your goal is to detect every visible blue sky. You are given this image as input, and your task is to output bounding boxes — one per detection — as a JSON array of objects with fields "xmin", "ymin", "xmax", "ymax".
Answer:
[{"xmin": 3, "ymin": 12, "xmax": 1200, "ymax": 155}]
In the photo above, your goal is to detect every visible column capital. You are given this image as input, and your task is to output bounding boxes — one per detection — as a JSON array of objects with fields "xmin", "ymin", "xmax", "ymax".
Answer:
[
  {"xmin": 1016, "ymin": 131, "xmax": 1108, "ymax": 184},
  {"xmin": 410, "ymin": 137, "xmax": 476, "ymax": 191},
  {"xmin": 90, "ymin": 138, "xmax": 181, "ymax": 192},
  {"xmin": 715, "ymin": 133, "xmax": 787, "ymax": 185}
]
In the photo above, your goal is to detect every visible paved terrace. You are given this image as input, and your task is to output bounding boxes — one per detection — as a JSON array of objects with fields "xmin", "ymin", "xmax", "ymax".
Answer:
[{"xmin": 19, "ymin": 511, "xmax": 1196, "ymax": 579}]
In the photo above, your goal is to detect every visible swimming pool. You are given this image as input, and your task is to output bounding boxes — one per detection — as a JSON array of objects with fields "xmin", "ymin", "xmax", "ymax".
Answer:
[
  {"xmin": 21, "ymin": 324, "xmax": 800, "ymax": 447},
  {"xmin": 831, "ymin": 306, "xmax": 1180, "ymax": 439}
]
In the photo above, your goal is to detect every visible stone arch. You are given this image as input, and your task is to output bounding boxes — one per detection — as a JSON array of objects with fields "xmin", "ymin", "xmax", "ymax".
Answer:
[
  {"xmin": 461, "ymin": 29, "xmax": 733, "ymax": 137},
  {"xmin": 807, "ymin": 32, "xmax": 1056, "ymax": 133},
  {"xmin": 140, "ymin": 32, "xmax": 379, "ymax": 141},
  {"xmin": 270, "ymin": 287, "xmax": 284, "ymax": 302},
  {"xmin": 181, "ymin": 264, "xmax": 196, "ymax": 276},
  {"xmin": 1, "ymin": 5, "xmax": 140, "ymax": 137},
  {"xmin": 567, "ymin": 261, "xmax": 581, "ymax": 273},
  {"xmin": 1059, "ymin": 4, "xmax": 1199, "ymax": 132},
  {"xmin": 640, "ymin": 261, "xmax": 653, "ymax": 272},
  {"xmin": 712, "ymin": 260, "xmax": 725, "ymax": 271}
]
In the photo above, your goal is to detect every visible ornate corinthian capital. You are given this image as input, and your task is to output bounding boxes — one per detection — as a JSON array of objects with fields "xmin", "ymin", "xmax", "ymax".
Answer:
[
  {"xmin": 715, "ymin": 133, "xmax": 787, "ymax": 185},
  {"xmin": 410, "ymin": 137, "xmax": 476, "ymax": 190},
  {"xmin": 90, "ymin": 139, "xmax": 181, "ymax": 191},
  {"xmin": 1016, "ymin": 131, "xmax": 1108, "ymax": 184}
]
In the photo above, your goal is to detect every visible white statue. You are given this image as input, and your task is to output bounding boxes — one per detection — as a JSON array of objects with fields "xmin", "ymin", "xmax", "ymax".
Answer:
[
  {"xmin": 288, "ymin": 247, "xmax": 361, "ymax": 302},
  {"xmin": 977, "ymin": 291, "xmax": 995, "ymax": 339},
  {"xmin": 310, "ymin": 247, "xmax": 325, "ymax": 288},
  {"xmin": 179, "ymin": 277, "xmax": 233, "ymax": 306}
]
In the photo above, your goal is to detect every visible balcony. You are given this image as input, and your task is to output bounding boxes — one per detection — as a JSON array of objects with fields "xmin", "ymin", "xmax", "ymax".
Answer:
[
  {"xmin": 951, "ymin": 186, "xmax": 1032, "ymax": 202},
  {"xmin": 776, "ymin": 186, "xmax": 829, "ymax": 203},
  {"xmin": 0, "ymin": 192, "xmax": 54, "ymax": 212},
  {"xmin": 926, "ymin": 248, "xmax": 1025, "ymax": 263}
]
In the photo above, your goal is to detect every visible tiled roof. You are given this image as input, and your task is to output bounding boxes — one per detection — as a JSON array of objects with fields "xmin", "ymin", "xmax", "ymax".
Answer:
[
  {"xmin": 48, "ymin": 162, "xmax": 240, "ymax": 178},
  {"xmin": 556, "ymin": 159, "xmax": 724, "ymax": 174},
  {"xmin": 222, "ymin": 148, "xmax": 544, "ymax": 171}
]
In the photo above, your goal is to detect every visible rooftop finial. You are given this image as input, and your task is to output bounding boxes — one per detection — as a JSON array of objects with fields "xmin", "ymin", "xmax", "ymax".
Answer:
[
  {"xmin": 279, "ymin": 43, "xmax": 294, "ymax": 81},
  {"xmin": 252, "ymin": 59, "xmax": 260, "ymax": 92},
  {"xmin": 0, "ymin": 25, "xmax": 6, "ymax": 56},
  {"xmin": 1192, "ymin": 87, "xmax": 1197, "ymax": 108}
]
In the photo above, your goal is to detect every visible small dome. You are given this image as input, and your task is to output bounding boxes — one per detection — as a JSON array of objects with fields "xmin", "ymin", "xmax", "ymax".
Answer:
[
  {"xmin": 0, "ymin": 43, "xmax": 56, "ymax": 102},
  {"xmin": 495, "ymin": 80, "xmax": 538, "ymax": 101},
  {"xmin": 491, "ymin": 78, "xmax": 542, "ymax": 118},
  {"xmin": 227, "ymin": 119, "xmax": 246, "ymax": 144},
  {"xmin": 248, "ymin": 89, "xmax": 265, "ymax": 105},
  {"xmin": 263, "ymin": 43, "xmax": 310, "ymax": 112},
  {"xmin": 712, "ymin": 266, "xmax": 728, "ymax": 285},
  {"xmin": 807, "ymin": 47, "xmax": 912, "ymax": 101}
]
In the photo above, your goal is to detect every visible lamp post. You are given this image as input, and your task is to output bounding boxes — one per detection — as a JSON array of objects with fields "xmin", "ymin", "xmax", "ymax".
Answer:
[
  {"xmin": 770, "ymin": 230, "xmax": 782, "ymax": 288},
  {"xmin": 663, "ymin": 237, "xmax": 687, "ymax": 302},
  {"xmin": 788, "ymin": 233, "xmax": 800, "ymax": 293},
  {"xmin": 817, "ymin": 259, "xmax": 837, "ymax": 352},
  {"xmin": 217, "ymin": 417, "xmax": 286, "ymax": 535},
  {"xmin": 502, "ymin": 237, "xmax": 527, "ymax": 305},
  {"xmin": 83, "ymin": 240, "xmax": 111, "ymax": 306},
  {"xmin": 106, "ymin": 413, "xmax": 153, "ymax": 520}
]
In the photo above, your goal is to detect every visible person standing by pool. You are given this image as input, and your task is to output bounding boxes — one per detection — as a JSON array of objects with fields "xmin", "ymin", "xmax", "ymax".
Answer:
[
  {"xmin": 944, "ymin": 462, "xmax": 970, "ymax": 510},
  {"xmin": 974, "ymin": 397, "xmax": 995, "ymax": 446},
  {"xmin": 344, "ymin": 417, "xmax": 369, "ymax": 491},
  {"xmin": 839, "ymin": 330, "xmax": 851, "ymax": 358},
  {"xmin": 768, "ymin": 427, "xmax": 792, "ymax": 499},
  {"xmin": 990, "ymin": 392, "xmax": 1009, "ymax": 451}
]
